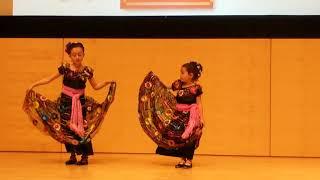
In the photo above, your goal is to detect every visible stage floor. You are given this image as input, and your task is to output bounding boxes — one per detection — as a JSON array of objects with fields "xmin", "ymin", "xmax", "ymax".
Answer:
[{"xmin": 0, "ymin": 152, "xmax": 319, "ymax": 180}]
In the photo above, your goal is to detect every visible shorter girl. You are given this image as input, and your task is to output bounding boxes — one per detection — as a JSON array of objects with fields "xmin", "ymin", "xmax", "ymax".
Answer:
[{"xmin": 156, "ymin": 61, "xmax": 204, "ymax": 168}]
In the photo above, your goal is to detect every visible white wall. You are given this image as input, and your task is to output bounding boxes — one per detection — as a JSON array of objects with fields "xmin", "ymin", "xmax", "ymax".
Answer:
[{"xmin": 13, "ymin": 0, "xmax": 320, "ymax": 16}]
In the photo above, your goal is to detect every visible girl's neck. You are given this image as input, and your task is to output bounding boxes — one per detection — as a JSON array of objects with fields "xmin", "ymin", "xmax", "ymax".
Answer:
[
  {"xmin": 70, "ymin": 63, "xmax": 83, "ymax": 72},
  {"xmin": 72, "ymin": 63, "xmax": 82, "ymax": 67},
  {"xmin": 182, "ymin": 81, "xmax": 195, "ymax": 88}
]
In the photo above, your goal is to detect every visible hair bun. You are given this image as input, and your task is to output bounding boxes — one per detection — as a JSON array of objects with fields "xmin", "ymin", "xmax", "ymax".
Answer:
[
  {"xmin": 65, "ymin": 42, "xmax": 73, "ymax": 54},
  {"xmin": 197, "ymin": 64, "xmax": 202, "ymax": 71},
  {"xmin": 190, "ymin": 61, "xmax": 203, "ymax": 72},
  {"xmin": 65, "ymin": 42, "xmax": 85, "ymax": 55}
]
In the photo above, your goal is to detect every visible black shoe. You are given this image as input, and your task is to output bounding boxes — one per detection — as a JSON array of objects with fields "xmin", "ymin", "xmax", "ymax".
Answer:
[
  {"xmin": 175, "ymin": 163, "xmax": 185, "ymax": 168},
  {"xmin": 65, "ymin": 155, "xmax": 77, "ymax": 165},
  {"xmin": 183, "ymin": 163, "xmax": 192, "ymax": 169},
  {"xmin": 76, "ymin": 155, "xmax": 88, "ymax": 166}
]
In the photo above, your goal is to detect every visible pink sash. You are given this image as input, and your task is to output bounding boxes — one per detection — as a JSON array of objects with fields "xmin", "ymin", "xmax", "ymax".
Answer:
[
  {"xmin": 62, "ymin": 85, "xmax": 85, "ymax": 137},
  {"xmin": 176, "ymin": 103, "xmax": 201, "ymax": 139}
]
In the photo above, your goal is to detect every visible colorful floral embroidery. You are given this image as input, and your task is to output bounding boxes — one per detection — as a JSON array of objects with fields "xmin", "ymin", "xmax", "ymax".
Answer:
[
  {"xmin": 138, "ymin": 72, "xmax": 202, "ymax": 149},
  {"xmin": 23, "ymin": 82, "xmax": 116, "ymax": 145}
]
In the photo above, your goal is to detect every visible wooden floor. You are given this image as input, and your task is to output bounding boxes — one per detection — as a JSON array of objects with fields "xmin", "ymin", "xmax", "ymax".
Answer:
[{"xmin": 0, "ymin": 152, "xmax": 319, "ymax": 180}]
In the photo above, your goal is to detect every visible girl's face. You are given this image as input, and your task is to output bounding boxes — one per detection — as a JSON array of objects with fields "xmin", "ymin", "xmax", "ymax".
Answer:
[
  {"xmin": 180, "ymin": 66, "xmax": 194, "ymax": 83},
  {"xmin": 69, "ymin": 47, "xmax": 84, "ymax": 66}
]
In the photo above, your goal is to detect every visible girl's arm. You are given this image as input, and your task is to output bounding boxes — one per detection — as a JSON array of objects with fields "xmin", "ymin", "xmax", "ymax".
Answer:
[
  {"xmin": 169, "ymin": 79, "xmax": 181, "ymax": 95},
  {"xmin": 28, "ymin": 72, "xmax": 61, "ymax": 91},
  {"xmin": 196, "ymin": 95, "xmax": 205, "ymax": 127},
  {"xmin": 89, "ymin": 77, "xmax": 113, "ymax": 90}
]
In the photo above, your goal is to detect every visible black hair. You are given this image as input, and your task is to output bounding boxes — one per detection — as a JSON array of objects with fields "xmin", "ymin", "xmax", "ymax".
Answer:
[
  {"xmin": 65, "ymin": 42, "xmax": 85, "ymax": 55},
  {"xmin": 182, "ymin": 61, "xmax": 203, "ymax": 81}
]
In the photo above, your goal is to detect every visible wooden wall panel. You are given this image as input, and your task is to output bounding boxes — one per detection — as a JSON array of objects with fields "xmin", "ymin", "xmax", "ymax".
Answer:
[
  {"xmin": 271, "ymin": 39, "xmax": 320, "ymax": 157},
  {"xmin": 0, "ymin": 38, "xmax": 63, "ymax": 151}
]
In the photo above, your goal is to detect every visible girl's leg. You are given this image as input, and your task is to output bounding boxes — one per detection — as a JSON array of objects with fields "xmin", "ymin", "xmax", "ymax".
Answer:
[
  {"xmin": 76, "ymin": 141, "xmax": 92, "ymax": 166},
  {"xmin": 65, "ymin": 152, "xmax": 77, "ymax": 165},
  {"xmin": 76, "ymin": 154, "xmax": 88, "ymax": 165},
  {"xmin": 182, "ymin": 143, "xmax": 196, "ymax": 168},
  {"xmin": 65, "ymin": 144, "xmax": 77, "ymax": 165}
]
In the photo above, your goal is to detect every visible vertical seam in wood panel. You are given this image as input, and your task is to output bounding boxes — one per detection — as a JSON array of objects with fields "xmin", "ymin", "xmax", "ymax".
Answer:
[
  {"xmin": 60, "ymin": 38, "xmax": 65, "ymax": 153},
  {"xmin": 62, "ymin": 39, "xmax": 65, "ymax": 64},
  {"xmin": 269, "ymin": 38, "xmax": 272, "ymax": 156}
]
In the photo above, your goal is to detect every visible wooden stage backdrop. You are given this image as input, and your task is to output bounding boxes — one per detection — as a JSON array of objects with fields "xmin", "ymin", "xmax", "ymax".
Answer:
[{"xmin": 0, "ymin": 38, "xmax": 319, "ymax": 157}]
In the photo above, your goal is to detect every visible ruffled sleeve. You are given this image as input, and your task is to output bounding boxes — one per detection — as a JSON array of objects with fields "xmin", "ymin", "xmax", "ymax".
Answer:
[
  {"xmin": 171, "ymin": 79, "xmax": 183, "ymax": 91},
  {"xmin": 84, "ymin": 66, "xmax": 94, "ymax": 79},
  {"xmin": 196, "ymin": 85, "xmax": 203, "ymax": 97},
  {"xmin": 58, "ymin": 63, "xmax": 68, "ymax": 75}
]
